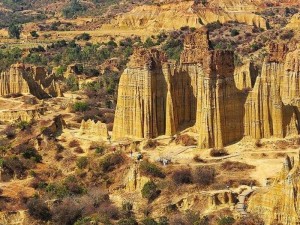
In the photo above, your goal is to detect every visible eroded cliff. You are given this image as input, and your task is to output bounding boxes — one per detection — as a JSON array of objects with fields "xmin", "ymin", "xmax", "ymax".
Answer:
[
  {"xmin": 0, "ymin": 63, "xmax": 62, "ymax": 99},
  {"xmin": 248, "ymin": 154, "xmax": 300, "ymax": 225}
]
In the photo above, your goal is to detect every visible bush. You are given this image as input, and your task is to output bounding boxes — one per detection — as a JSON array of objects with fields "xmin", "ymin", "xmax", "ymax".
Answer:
[
  {"xmin": 221, "ymin": 161, "xmax": 255, "ymax": 171},
  {"xmin": 8, "ymin": 23, "xmax": 22, "ymax": 39},
  {"xmin": 17, "ymin": 120, "xmax": 30, "ymax": 131},
  {"xmin": 22, "ymin": 148, "xmax": 42, "ymax": 163},
  {"xmin": 210, "ymin": 148, "xmax": 229, "ymax": 157},
  {"xmin": 27, "ymin": 198, "xmax": 52, "ymax": 221},
  {"xmin": 30, "ymin": 30, "xmax": 39, "ymax": 38},
  {"xmin": 99, "ymin": 152, "xmax": 124, "ymax": 172},
  {"xmin": 162, "ymin": 38, "xmax": 183, "ymax": 61},
  {"xmin": 193, "ymin": 167, "xmax": 216, "ymax": 186},
  {"xmin": 3, "ymin": 125, "xmax": 16, "ymax": 139},
  {"xmin": 193, "ymin": 155, "xmax": 206, "ymax": 163},
  {"xmin": 118, "ymin": 218, "xmax": 138, "ymax": 225},
  {"xmin": 69, "ymin": 140, "xmax": 80, "ymax": 148},
  {"xmin": 73, "ymin": 102, "xmax": 89, "ymax": 112},
  {"xmin": 143, "ymin": 38, "xmax": 156, "ymax": 48},
  {"xmin": 141, "ymin": 181, "xmax": 160, "ymax": 201},
  {"xmin": 140, "ymin": 161, "xmax": 165, "ymax": 178},
  {"xmin": 172, "ymin": 168, "xmax": 193, "ymax": 185},
  {"xmin": 52, "ymin": 199, "xmax": 82, "ymax": 225},
  {"xmin": 230, "ymin": 29, "xmax": 239, "ymax": 36},
  {"xmin": 142, "ymin": 218, "xmax": 158, "ymax": 225},
  {"xmin": 218, "ymin": 216, "xmax": 235, "ymax": 225},
  {"xmin": 76, "ymin": 157, "xmax": 88, "ymax": 169},
  {"xmin": 75, "ymin": 33, "xmax": 91, "ymax": 41},
  {"xmin": 280, "ymin": 30, "xmax": 294, "ymax": 40}
]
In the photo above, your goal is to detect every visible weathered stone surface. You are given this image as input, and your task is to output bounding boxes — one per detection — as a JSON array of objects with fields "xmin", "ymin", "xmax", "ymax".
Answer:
[
  {"xmin": 113, "ymin": 48, "xmax": 173, "ymax": 139},
  {"xmin": 113, "ymin": 31, "xmax": 300, "ymax": 147},
  {"xmin": 0, "ymin": 107, "xmax": 46, "ymax": 122},
  {"xmin": 248, "ymin": 154, "xmax": 300, "ymax": 225},
  {"xmin": 244, "ymin": 43, "xmax": 299, "ymax": 140},
  {"xmin": 0, "ymin": 63, "xmax": 63, "ymax": 99},
  {"xmin": 80, "ymin": 119, "xmax": 108, "ymax": 138},
  {"xmin": 234, "ymin": 61, "xmax": 258, "ymax": 90}
]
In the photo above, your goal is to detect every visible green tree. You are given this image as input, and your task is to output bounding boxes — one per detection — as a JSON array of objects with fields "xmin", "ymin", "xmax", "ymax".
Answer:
[
  {"xmin": 8, "ymin": 23, "xmax": 22, "ymax": 39},
  {"xmin": 141, "ymin": 181, "xmax": 159, "ymax": 201}
]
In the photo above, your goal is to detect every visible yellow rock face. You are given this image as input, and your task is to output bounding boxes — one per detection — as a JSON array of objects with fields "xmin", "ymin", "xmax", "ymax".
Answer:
[
  {"xmin": 80, "ymin": 119, "xmax": 109, "ymax": 139},
  {"xmin": 0, "ymin": 64, "xmax": 62, "ymax": 99},
  {"xmin": 108, "ymin": 0, "xmax": 268, "ymax": 32},
  {"xmin": 113, "ymin": 29, "xmax": 300, "ymax": 148},
  {"xmin": 244, "ymin": 43, "xmax": 299, "ymax": 140},
  {"xmin": 248, "ymin": 154, "xmax": 300, "ymax": 225}
]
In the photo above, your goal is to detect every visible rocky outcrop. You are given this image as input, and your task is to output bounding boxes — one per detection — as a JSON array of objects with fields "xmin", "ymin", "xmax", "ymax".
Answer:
[
  {"xmin": 0, "ymin": 63, "xmax": 63, "ymax": 99},
  {"xmin": 113, "ymin": 30, "xmax": 300, "ymax": 147},
  {"xmin": 248, "ymin": 154, "xmax": 300, "ymax": 225},
  {"xmin": 0, "ymin": 107, "xmax": 46, "ymax": 122},
  {"xmin": 112, "ymin": 48, "xmax": 172, "ymax": 139},
  {"xmin": 234, "ymin": 61, "xmax": 258, "ymax": 91},
  {"xmin": 107, "ymin": 0, "xmax": 267, "ymax": 32},
  {"xmin": 244, "ymin": 43, "xmax": 299, "ymax": 140},
  {"xmin": 80, "ymin": 119, "xmax": 109, "ymax": 139}
]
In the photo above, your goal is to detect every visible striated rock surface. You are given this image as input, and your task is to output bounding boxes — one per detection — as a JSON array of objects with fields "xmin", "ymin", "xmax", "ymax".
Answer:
[
  {"xmin": 113, "ymin": 29, "xmax": 300, "ymax": 147},
  {"xmin": 234, "ymin": 61, "xmax": 258, "ymax": 91},
  {"xmin": 80, "ymin": 119, "xmax": 109, "ymax": 139},
  {"xmin": 0, "ymin": 107, "xmax": 46, "ymax": 122},
  {"xmin": 108, "ymin": 0, "xmax": 268, "ymax": 32},
  {"xmin": 248, "ymin": 154, "xmax": 300, "ymax": 225},
  {"xmin": 244, "ymin": 43, "xmax": 299, "ymax": 140},
  {"xmin": 0, "ymin": 63, "xmax": 63, "ymax": 99}
]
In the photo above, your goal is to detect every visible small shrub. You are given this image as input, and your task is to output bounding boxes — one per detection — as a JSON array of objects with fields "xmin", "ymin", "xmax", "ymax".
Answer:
[
  {"xmin": 118, "ymin": 218, "xmax": 138, "ymax": 225},
  {"xmin": 75, "ymin": 33, "xmax": 91, "ymax": 41},
  {"xmin": 141, "ymin": 181, "xmax": 160, "ymax": 201},
  {"xmin": 210, "ymin": 148, "xmax": 229, "ymax": 157},
  {"xmin": 193, "ymin": 155, "xmax": 206, "ymax": 163},
  {"xmin": 74, "ymin": 147, "xmax": 84, "ymax": 154},
  {"xmin": 69, "ymin": 140, "xmax": 80, "ymax": 148},
  {"xmin": 142, "ymin": 217, "xmax": 158, "ymax": 225},
  {"xmin": 99, "ymin": 152, "xmax": 124, "ymax": 172},
  {"xmin": 172, "ymin": 168, "xmax": 193, "ymax": 185},
  {"xmin": 280, "ymin": 30, "xmax": 294, "ymax": 40},
  {"xmin": 73, "ymin": 102, "xmax": 89, "ymax": 112},
  {"xmin": 27, "ymin": 198, "xmax": 51, "ymax": 221},
  {"xmin": 17, "ymin": 120, "xmax": 30, "ymax": 131},
  {"xmin": 76, "ymin": 157, "xmax": 88, "ymax": 169},
  {"xmin": 140, "ymin": 161, "xmax": 165, "ymax": 178},
  {"xmin": 255, "ymin": 139, "xmax": 263, "ymax": 148},
  {"xmin": 218, "ymin": 216, "xmax": 235, "ymax": 225},
  {"xmin": 193, "ymin": 166, "xmax": 216, "ymax": 186},
  {"xmin": 22, "ymin": 148, "xmax": 42, "ymax": 163},
  {"xmin": 143, "ymin": 139, "xmax": 158, "ymax": 150},
  {"xmin": 3, "ymin": 125, "xmax": 16, "ymax": 139},
  {"xmin": 52, "ymin": 199, "xmax": 82, "ymax": 225},
  {"xmin": 230, "ymin": 29, "xmax": 239, "ymax": 36}
]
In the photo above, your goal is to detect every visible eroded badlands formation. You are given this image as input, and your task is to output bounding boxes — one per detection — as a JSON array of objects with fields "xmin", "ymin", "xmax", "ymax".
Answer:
[
  {"xmin": 0, "ymin": 63, "xmax": 62, "ymax": 99},
  {"xmin": 113, "ymin": 28, "xmax": 300, "ymax": 148},
  {"xmin": 248, "ymin": 154, "xmax": 300, "ymax": 225}
]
